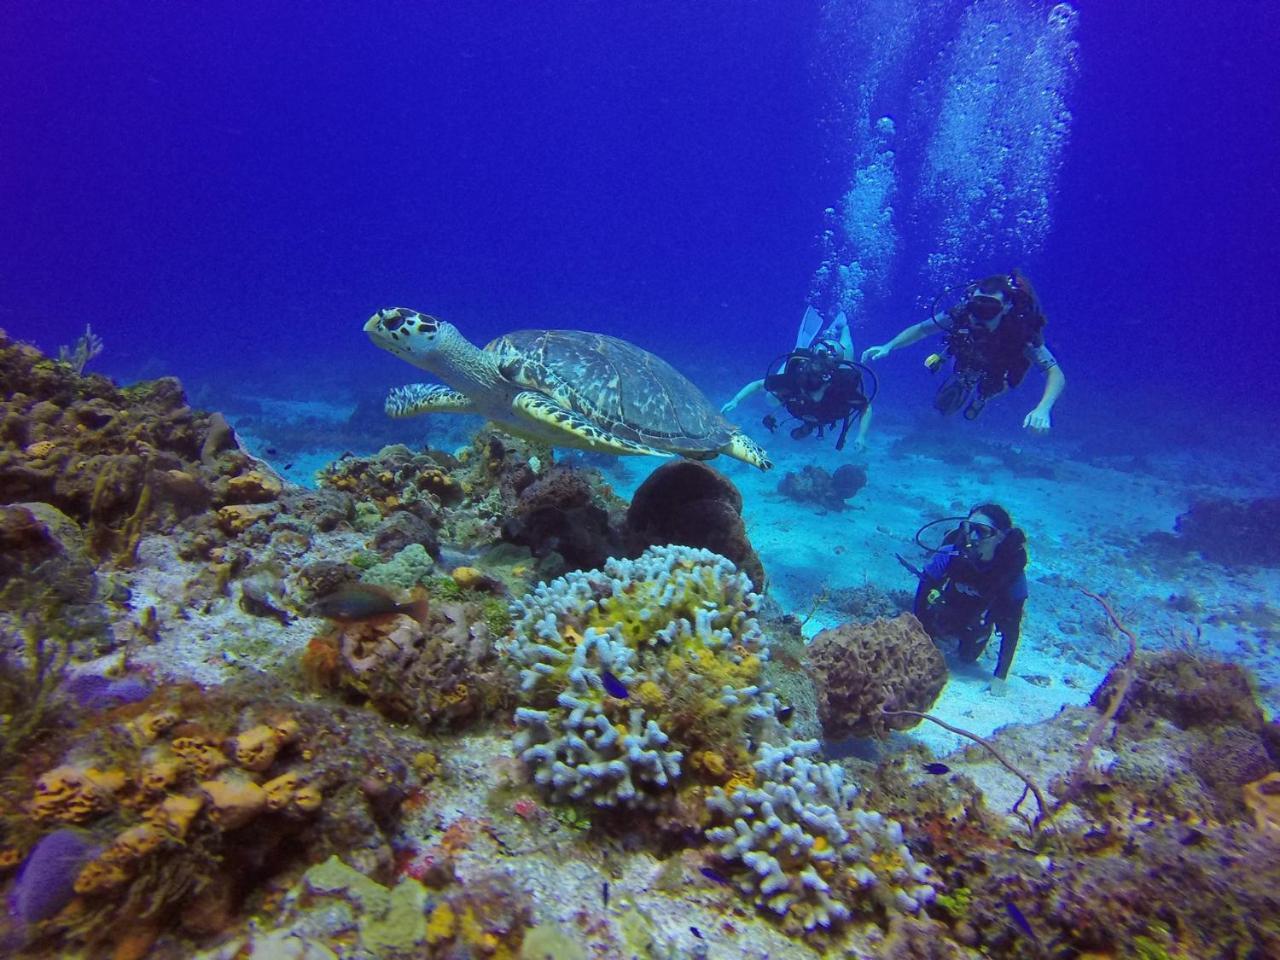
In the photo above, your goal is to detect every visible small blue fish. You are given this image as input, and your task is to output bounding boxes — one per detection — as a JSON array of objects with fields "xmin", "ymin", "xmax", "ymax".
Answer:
[
  {"xmin": 689, "ymin": 926, "xmax": 704, "ymax": 939},
  {"xmin": 699, "ymin": 866, "xmax": 730, "ymax": 885},
  {"xmin": 1006, "ymin": 900, "xmax": 1038, "ymax": 943},
  {"xmin": 923, "ymin": 762, "xmax": 951, "ymax": 775},
  {"xmin": 601, "ymin": 669, "xmax": 628, "ymax": 699}
]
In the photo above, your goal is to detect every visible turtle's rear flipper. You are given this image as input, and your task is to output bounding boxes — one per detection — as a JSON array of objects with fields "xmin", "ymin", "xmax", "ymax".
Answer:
[
  {"xmin": 512, "ymin": 391, "xmax": 672, "ymax": 458},
  {"xmin": 384, "ymin": 383, "xmax": 479, "ymax": 418}
]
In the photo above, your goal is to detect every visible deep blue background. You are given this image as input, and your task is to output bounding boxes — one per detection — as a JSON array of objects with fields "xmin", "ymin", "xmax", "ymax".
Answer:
[{"xmin": 2, "ymin": 1, "xmax": 1277, "ymax": 436}]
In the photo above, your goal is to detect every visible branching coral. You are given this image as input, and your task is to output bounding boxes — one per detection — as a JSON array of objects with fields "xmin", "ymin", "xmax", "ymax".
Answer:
[
  {"xmin": 704, "ymin": 740, "xmax": 936, "ymax": 937},
  {"xmin": 505, "ymin": 544, "xmax": 780, "ymax": 809}
]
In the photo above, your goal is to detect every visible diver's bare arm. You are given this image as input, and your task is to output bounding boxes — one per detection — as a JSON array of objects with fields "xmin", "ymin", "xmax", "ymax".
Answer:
[
  {"xmin": 856, "ymin": 403, "xmax": 873, "ymax": 446},
  {"xmin": 721, "ymin": 378, "xmax": 766, "ymax": 413},
  {"xmin": 885, "ymin": 319, "xmax": 937, "ymax": 352},
  {"xmin": 1034, "ymin": 364, "xmax": 1066, "ymax": 413}
]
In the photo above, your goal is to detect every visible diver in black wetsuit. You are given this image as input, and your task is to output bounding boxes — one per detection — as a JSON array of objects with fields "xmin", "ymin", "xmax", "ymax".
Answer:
[
  {"xmin": 760, "ymin": 338, "xmax": 874, "ymax": 451},
  {"xmin": 907, "ymin": 503, "xmax": 1028, "ymax": 691},
  {"xmin": 862, "ymin": 270, "xmax": 1065, "ymax": 433},
  {"xmin": 722, "ymin": 309, "xmax": 876, "ymax": 452}
]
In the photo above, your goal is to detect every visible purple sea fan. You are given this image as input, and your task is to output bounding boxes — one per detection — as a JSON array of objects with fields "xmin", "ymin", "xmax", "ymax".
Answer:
[
  {"xmin": 7, "ymin": 829, "xmax": 100, "ymax": 924},
  {"xmin": 65, "ymin": 672, "xmax": 152, "ymax": 710}
]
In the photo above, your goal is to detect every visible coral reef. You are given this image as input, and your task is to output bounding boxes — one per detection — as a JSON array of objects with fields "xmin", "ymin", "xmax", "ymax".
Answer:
[
  {"xmin": 0, "ymin": 328, "xmax": 276, "ymax": 566},
  {"xmin": 506, "ymin": 544, "xmax": 780, "ymax": 809},
  {"xmin": 1174, "ymin": 495, "xmax": 1280, "ymax": 567},
  {"xmin": 624, "ymin": 459, "xmax": 765, "ymax": 592},
  {"xmin": 0, "ymin": 683, "xmax": 422, "ymax": 956},
  {"xmin": 199, "ymin": 854, "xmax": 534, "ymax": 960},
  {"xmin": 806, "ymin": 614, "xmax": 948, "ymax": 739},
  {"xmin": 705, "ymin": 740, "xmax": 936, "ymax": 936},
  {"xmin": 1096, "ymin": 650, "xmax": 1265, "ymax": 733},
  {"xmin": 777, "ymin": 463, "xmax": 867, "ymax": 512},
  {"xmin": 310, "ymin": 594, "xmax": 516, "ymax": 731},
  {"xmin": 955, "ymin": 818, "xmax": 1280, "ymax": 958},
  {"xmin": 500, "ymin": 464, "xmax": 626, "ymax": 573},
  {"xmin": 1081, "ymin": 650, "xmax": 1278, "ymax": 821}
]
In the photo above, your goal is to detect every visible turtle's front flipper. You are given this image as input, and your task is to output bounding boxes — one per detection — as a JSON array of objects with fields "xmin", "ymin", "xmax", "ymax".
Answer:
[
  {"xmin": 512, "ymin": 391, "xmax": 673, "ymax": 458},
  {"xmin": 384, "ymin": 383, "xmax": 479, "ymax": 418}
]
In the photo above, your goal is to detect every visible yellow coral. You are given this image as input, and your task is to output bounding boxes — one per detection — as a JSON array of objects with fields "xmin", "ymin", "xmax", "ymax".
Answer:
[
  {"xmin": 693, "ymin": 750, "xmax": 728, "ymax": 779},
  {"xmin": 292, "ymin": 784, "xmax": 323, "ymax": 813},
  {"xmin": 229, "ymin": 723, "xmax": 283, "ymax": 772},
  {"xmin": 413, "ymin": 751, "xmax": 441, "ymax": 780},
  {"xmin": 460, "ymin": 905, "xmax": 500, "ymax": 952},
  {"xmin": 147, "ymin": 792, "xmax": 204, "ymax": 839},
  {"xmin": 172, "ymin": 736, "xmax": 231, "ymax": 779},
  {"xmin": 451, "ymin": 566, "xmax": 485, "ymax": 589},
  {"xmin": 33, "ymin": 765, "xmax": 120, "ymax": 823},
  {"xmin": 74, "ymin": 858, "xmax": 132, "ymax": 895},
  {"xmin": 140, "ymin": 757, "xmax": 183, "ymax": 793},
  {"xmin": 635, "ymin": 680, "xmax": 665, "ymax": 710},
  {"xmin": 215, "ymin": 503, "xmax": 274, "ymax": 535},
  {"xmin": 226, "ymin": 470, "xmax": 282, "ymax": 503},
  {"xmin": 108, "ymin": 823, "xmax": 169, "ymax": 860},
  {"xmin": 1244, "ymin": 771, "xmax": 1280, "ymax": 838},
  {"xmin": 272, "ymin": 717, "xmax": 301, "ymax": 741},
  {"xmin": 263, "ymin": 771, "xmax": 302, "ymax": 812},
  {"xmin": 23, "ymin": 440, "xmax": 57, "ymax": 459},
  {"xmin": 200, "ymin": 773, "xmax": 268, "ymax": 829},
  {"xmin": 426, "ymin": 901, "xmax": 457, "ymax": 944},
  {"xmin": 724, "ymin": 773, "xmax": 756, "ymax": 794}
]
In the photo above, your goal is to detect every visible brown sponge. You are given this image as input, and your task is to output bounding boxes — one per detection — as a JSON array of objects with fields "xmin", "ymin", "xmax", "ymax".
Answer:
[{"xmin": 807, "ymin": 613, "xmax": 947, "ymax": 738}]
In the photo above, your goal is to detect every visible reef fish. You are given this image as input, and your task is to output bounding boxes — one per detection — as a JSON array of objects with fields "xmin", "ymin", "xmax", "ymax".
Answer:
[
  {"xmin": 1005, "ymin": 900, "xmax": 1040, "ymax": 945},
  {"xmin": 312, "ymin": 583, "xmax": 428, "ymax": 625},
  {"xmin": 923, "ymin": 762, "xmax": 951, "ymax": 775},
  {"xmin": 699, "ymin": 866, "xmax": 731, "ymax": 886},
  {"xmin": 601, "ymin": 669, "xmax": 628, "ymax": 699}
]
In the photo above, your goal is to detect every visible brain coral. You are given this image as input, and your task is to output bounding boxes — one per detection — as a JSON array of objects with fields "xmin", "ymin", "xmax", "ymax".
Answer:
[
  {"xmin": 806, "ymin": 613, "xmax": 947, "ymax": 739},
  {"xmin": 504, "ymin": 544, "xmax": 780, "ymax": 809}
]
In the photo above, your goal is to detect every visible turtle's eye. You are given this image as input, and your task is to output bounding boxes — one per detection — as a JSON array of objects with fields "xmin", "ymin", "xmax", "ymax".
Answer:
[{"xmin": 383, "ymin": 313, "xmax": 406, "ymax": 332}]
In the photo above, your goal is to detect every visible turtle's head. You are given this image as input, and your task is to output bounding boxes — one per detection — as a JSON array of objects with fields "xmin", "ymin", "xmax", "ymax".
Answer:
[{"xmin": 364, "ymin": 308, "xmax": 468, "ymax": 373}]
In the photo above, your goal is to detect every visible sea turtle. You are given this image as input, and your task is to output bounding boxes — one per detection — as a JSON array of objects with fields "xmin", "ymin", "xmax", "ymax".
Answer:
[{"xmin": 364, "ymin": 308, "xmax": 772, "ymax": 470}]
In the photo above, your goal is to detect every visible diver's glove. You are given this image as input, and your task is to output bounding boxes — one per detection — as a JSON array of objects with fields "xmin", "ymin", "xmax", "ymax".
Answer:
[{"xmin": 922, "ymin": 544, "xmax": 959, "ymax": 581}]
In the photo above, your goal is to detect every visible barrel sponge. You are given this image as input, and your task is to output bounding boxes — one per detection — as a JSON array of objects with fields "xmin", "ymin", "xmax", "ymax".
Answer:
[{"xmin": 807, "ymin": 614, "xmax": 947, "ymax": 739}]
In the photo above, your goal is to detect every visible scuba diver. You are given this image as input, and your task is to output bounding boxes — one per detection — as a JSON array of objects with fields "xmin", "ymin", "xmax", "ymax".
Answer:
[
  {"xmin": 899, "ymin": 504, "xmax": 1028, "ymax": 693},
  {"xmin": 721, "ymin": 307, "xmax": 875, "ymax": 451},
  {"xmin": 861, "ymin": 271, "xmax": 1065, "ymax": 433}
]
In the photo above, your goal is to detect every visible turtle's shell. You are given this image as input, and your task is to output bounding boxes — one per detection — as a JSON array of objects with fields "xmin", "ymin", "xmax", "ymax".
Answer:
[{"xmin": 486, "ymin": 330, "xmax": 733, "ymax": 452}]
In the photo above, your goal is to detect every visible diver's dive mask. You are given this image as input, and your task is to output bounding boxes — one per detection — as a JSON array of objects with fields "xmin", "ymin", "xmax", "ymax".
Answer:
[
  {"xmin": 958, "ymin": 519, "xmax": 999, "ymax": 548},
  {"xmin": 968, "ymin": 291, "xmax": 1010, "ymax": 325}
]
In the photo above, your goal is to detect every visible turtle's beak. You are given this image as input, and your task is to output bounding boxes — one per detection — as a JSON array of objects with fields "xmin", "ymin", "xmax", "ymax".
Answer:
[{"xmin": 363, "ymin": 314, "xmax": 383, "ymax": 334}]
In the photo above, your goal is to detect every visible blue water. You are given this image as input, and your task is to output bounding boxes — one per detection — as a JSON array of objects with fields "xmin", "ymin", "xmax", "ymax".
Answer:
[{"xmin": 2, "ymin": 0, "xmax": 1277, "ymax": 436}]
